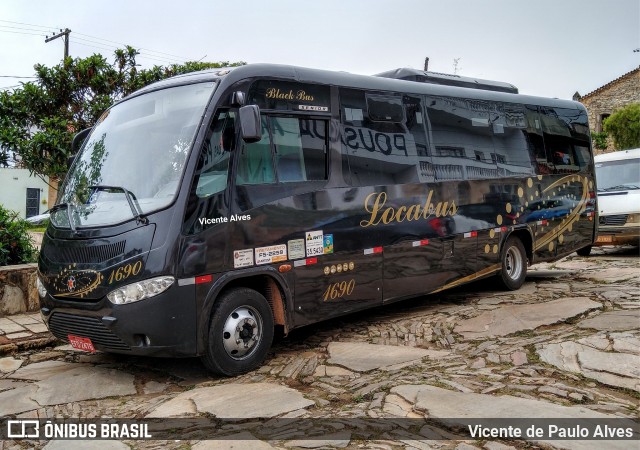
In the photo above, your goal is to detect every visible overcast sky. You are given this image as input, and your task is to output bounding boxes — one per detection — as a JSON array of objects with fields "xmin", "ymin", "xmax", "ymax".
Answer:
[{"xmin": 1, "ymin": 0, "xmax": 639, "ymax": 99}]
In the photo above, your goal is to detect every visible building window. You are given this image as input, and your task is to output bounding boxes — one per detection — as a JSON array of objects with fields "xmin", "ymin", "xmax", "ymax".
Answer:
[{"xmin": 596, "ymin": 113, "xmax": 610, "ymax": 133}]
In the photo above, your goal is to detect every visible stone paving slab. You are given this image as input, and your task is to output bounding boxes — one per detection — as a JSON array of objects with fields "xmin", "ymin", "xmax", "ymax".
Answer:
[
  {"xmin": 192, "ymin": 433, "xmax": 277, "ymax": 449},
  {"xmin": 392, "ymin": 384, "xmax": 633, "ymax": 450},
  {"xmin": 8, "ymin": 360, "xmax": 77, "ymax": 381},
  {"xmin": 537, "ymin": 341, "xmax": 640, "ymax": 392},
  {"xmin": 43, "ymin": 440, "xmax": 130, "ymax": 450},
  {"xmin": 0, "ymin": 356, "xmax": 23, "ymax": 373},
  {"xmin": 327, "ymin": 341, "xmax": 449, "ymax": 372},
  {"xmin": 147, "ymin": 383, "xmax": 314, "ymax": 419},
  {"xmin": 32, "ymin": 366, "xmax": 137, "ymax": 406},
  {"xmin": 577, "ymin": 310, "xmax": 640, "ymax": 331},
  {"xmin": 455, "ymin": 298, "xmax": 601, "ymax": 339},
  {"xmin": 0, "ymin": 385, "xmax": 40, "ymax": 416}
]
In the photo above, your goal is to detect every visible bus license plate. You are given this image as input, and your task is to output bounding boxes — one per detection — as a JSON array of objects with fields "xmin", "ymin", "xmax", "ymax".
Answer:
[
  {"xmin": 68, "ymin": 335, "xmax": 96, "ymax": 353},
  {"xmin": 596, "ymin": 235, "xmax": 613, "ymax": 243}
]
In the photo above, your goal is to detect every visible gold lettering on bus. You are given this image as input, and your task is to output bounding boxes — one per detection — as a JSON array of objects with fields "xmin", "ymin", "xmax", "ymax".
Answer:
[
  {"xmin": 265, "ymin": 88, "xmax": 314, "ymax": 102},
  {"xmin": 360, "ymin": 192, "xmax": 458, "ymax": 228}
]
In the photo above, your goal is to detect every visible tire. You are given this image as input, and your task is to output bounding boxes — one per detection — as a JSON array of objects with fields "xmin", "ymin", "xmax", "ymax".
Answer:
[
  {"xmin": 496, "ymin": 236, "xmax": 527, "ymax": 291},
  {"xmin": 576, "ymin": 245, "xmax": 592, "ymax": 257},
  {"xmin": 201, "ymin": 288, "xmax": 274, "ymax": 376}
]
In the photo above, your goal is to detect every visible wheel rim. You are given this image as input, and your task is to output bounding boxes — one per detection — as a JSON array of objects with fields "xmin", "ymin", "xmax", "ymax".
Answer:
[
  {"xmin": 505, "ymin": 246, "xmax": 524, "ymax": 281},
  {"xmin": 222, "ymin": 305, "xmax": 263, "ymax": 360}
]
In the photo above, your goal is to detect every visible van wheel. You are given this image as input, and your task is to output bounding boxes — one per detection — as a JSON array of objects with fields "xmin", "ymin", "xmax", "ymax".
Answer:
[
  {"xmin": 576, "ymin": 245, "xmax": 592, "ymax": 257},
  {"xmin": 496, "ymin": 236, "xmax": 527, "ymax": 290},
  {"xmin": 201, "ymin": 288, "xmax": 274, "ymax": 376}
]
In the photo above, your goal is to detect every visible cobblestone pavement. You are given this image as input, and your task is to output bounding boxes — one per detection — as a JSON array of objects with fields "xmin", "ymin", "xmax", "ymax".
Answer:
[{"xmin": 0, "ymin": 246, "xmax": 638, "ymax": 449}]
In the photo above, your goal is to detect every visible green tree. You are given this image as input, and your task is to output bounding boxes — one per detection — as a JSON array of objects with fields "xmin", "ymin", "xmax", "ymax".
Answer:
[
  {"xmin": 603, "ymin": 103, "xmax": 640, "ymax": 150},
  {"xmin": 0, "ymin": 47, "xmax": 244, "ymax": 179}
]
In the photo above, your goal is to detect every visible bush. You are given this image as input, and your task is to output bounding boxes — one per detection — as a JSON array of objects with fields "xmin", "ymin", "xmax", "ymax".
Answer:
[
  {"xmin": 603, "ymin": 103, "xmax": 640, "ymax": 150},
  {"xmin": 0, "ymin": 205, "xmax": 38, "ymax": 265},
  {"xmin": 591, "ymin": 131, "xmax": 609, "ymax": 150}
]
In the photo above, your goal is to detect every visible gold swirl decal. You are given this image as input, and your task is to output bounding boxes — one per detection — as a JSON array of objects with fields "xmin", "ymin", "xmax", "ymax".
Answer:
[
  {"xmin": 533, "ymin": 175, "xmax": 589, "ymax": 251},
  {"xmin": 50, "ymin": 264, "xmax": 104, "ymax": 299}
]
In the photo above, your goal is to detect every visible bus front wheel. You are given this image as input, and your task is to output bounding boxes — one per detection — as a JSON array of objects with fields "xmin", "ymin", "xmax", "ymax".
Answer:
[
  {"xmin": 201, "ymin": 288, "xmax": 274, "ymax": 376},
  {"xmin": 496, "ymin": 236, "xmax": 527, "ymax": 290}
]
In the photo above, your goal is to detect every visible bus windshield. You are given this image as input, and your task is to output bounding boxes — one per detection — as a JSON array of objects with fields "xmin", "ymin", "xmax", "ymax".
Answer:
[
  {"xmin": 53, "ymin": 82, "xmax": 216, "ymax": 229},
  {"xmin": 595, "ymin": 158, "xmax": 640, "ymax": 192}
]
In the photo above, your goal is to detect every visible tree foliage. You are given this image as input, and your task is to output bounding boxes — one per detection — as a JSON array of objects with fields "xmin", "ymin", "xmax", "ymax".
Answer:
[
  {"xmin": 603, "ymin": 103, "xmax": 640, "ymax": 151},
  {"xmin": 0, "ymin": 204, "xmax": 37, "ymax": 266},
  {"xmin": 0, "ymin": 46, "xmax": 244, "ymax": 178}
]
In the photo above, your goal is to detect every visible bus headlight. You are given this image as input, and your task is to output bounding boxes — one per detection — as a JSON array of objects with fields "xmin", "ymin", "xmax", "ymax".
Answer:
[
  {"xmin": 36, "ymin": 277, "xmax": 47, "ymax": 298},
  {"xmin": 107, "ymin": 276, "xmax": 174, "ymax": 305}
]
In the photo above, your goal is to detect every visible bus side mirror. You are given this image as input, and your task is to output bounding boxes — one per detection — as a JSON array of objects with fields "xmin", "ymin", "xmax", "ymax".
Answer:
[
  {"xmin": 239, "ymin": 105, "xmax": 261, "ymax": 143},
  {"xmin": 68, "ymin": 128, "xmax": 91, "ymax": 167}
]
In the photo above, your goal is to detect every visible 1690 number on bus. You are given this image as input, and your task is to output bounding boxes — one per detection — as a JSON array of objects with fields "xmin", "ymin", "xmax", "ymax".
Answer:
[{"xmin": 323, "ymin": 279, "xmax": 355, "ymax": 301}]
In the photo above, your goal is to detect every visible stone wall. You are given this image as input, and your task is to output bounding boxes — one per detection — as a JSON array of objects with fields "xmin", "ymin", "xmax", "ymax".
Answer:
[
  {"xmin": 0, "ymin": 263, "xmax": 39, "ymax": 317},
  {"xmin": 579, "ymin": 68, "xmax": 640, "ymax": 154}
]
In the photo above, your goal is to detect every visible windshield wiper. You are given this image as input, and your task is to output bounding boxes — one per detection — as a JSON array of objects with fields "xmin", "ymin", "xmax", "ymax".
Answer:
[
  {"xmin": 598, "ymin": 184, "xmax": 640, "ymax": 192},
  {"xmin": 88, "ymin": 185, "xmax": 148, "ymax": 225},
  {"xmin": 49, "ymin": 202, "xmax": 77, "ymax": 234}
]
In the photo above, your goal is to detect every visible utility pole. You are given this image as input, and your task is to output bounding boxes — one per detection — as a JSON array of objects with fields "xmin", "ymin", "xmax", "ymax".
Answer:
[{"xmin": 45, "ymin": 28, "xmax": 71, "ymax": 59}]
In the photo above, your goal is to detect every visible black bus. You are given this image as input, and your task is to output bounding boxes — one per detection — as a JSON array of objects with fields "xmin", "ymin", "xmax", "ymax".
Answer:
[{"xmin": 37, "ymin": 64, "xmax": 597, "ymax": 375}]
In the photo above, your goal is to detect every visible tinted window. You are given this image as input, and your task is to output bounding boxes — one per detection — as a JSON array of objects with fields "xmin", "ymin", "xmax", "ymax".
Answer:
[
  {"xmin": 490, "ymin": 103, "xmax": 536, "ymax": 176},
  {"xmin": 237, "ymin": 116, "xmax": 274, "ymax": 185},
  {"xmin": 426, "ymin": 96, "xmax": 498, "ymax": 180},
  {"xmin": 367, "ymin": 95, "xmax": 404, "ymax": 122},
  {"xmin": 540, "ymin": 107, "xmax": 592, "ymax": 173},
  {"xmin": 248, "ymin": 80, "xmax": 330, "ymax": 113},
  {"xmin": 195, "ymin": 111, "xmax": 234, "ymax": 198},
  {"xmin": 236, "ymin": 116, "xmax": 327, "ymax": 185},
  {"xmin": 340, "ymin": 89, "xmax": 420, "ymax": 186}
]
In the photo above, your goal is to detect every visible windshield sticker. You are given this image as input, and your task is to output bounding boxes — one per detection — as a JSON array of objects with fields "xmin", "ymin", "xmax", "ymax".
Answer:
[
  {"xmin": 233, "ymin": 249, "xmax": 254, "ymax": 268},
  {"xmin": 323, "ymin": 234, "xmax": 334, "ymax": 254},
  {"xmin": 287, "ymin": 239, "xmax": 305, "ymax": 260},
  {"xmin": 305, "ymin": 230, "xmax": 324, "ymax": 257},
  {"xmin": 255, "ymin": 244, "xmax": 287, "ymax": 265}
]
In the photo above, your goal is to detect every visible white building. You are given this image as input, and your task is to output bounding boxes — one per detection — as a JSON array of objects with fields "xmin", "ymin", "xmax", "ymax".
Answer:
[{"xmin": 0, "ymin": 168, "xmax": 50, "ymax": 219}]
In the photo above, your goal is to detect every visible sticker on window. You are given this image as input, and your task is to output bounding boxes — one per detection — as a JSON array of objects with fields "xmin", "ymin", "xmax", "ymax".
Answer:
[{"xmin": 323, "ymin": 234, "xmax": 334, "ymax": 254}]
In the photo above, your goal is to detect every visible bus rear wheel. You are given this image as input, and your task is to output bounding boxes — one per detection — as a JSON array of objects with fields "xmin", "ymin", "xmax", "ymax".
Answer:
[
  {"xmin": 576, "ymin": 245, "xmax": 592, "ymax": 257},
  {"xmin": 201, "ymin": 288, "xmax": 274, "ymax": 376},
  {"xmin": 496, "ymin": 236, "xmax": 527, "ymax": 290}
]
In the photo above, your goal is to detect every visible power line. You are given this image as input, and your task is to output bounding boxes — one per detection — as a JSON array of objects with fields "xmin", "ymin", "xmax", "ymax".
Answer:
[
  {"xmin": 0, "ymin": 29, "xmax": 47, "ymax": 37},
  {"xmin": 2, "ymin": 19, "xmax": 200, "ymax": 65},
  {"xmin": 0, "ymin": 19, "xmax": 59, "ymax": 31},
  {"xmin": 0, "ymin": 75, "xmax": 37, "ymax": 78}
]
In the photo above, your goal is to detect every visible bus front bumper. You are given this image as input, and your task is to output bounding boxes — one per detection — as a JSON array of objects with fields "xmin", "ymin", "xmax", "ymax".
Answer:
[{"xmin": 39, "ymin": 284, "xmax": 198, "ymax": 357}]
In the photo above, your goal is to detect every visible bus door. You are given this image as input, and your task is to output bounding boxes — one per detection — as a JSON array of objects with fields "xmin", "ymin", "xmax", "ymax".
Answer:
[{"xmin": 292, "ymin": 216, "xmax": 383, "ymax": 326}]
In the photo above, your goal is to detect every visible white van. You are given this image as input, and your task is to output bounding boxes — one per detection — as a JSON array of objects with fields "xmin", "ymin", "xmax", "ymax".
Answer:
[{"xmin": 585, "ymin": 148, "xmax": 640, "ymax": 255}]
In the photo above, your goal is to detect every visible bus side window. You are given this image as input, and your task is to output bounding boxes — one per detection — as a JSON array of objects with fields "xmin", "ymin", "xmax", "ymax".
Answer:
[
  {"xmin": 236, "ymin": 116, "xmax": 275, "ymax": 185},
  {"xmin": 490, "ymin": 103, "xmax": 536, "ymax": 176},
  {"xmin": 540, "ymin": 107, "xmax": 590, "ymax": 174},
  {"xmin": 237, "ymin": 116, "xmax": 328, "ymax": 185},
  {"xmin": 340, "ymin": 88, "xmax": 420, "ymax": 186},
  {"xmin": 195, "ymin": 110, "xmax": 235, "ymax": 198}
]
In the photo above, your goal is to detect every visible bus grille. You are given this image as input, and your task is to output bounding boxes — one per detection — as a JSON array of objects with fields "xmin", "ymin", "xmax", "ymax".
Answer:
[
  {"xmin": 599, "ymin": 215, "xmax": 628, "ymax": 226},
  {"xmin": 44, "ymin": 240, "xmax": 126, "ymax": 264},
  {"xmin": 49, "ymin": 313, "xmax": 131, "ymax": 351}
]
